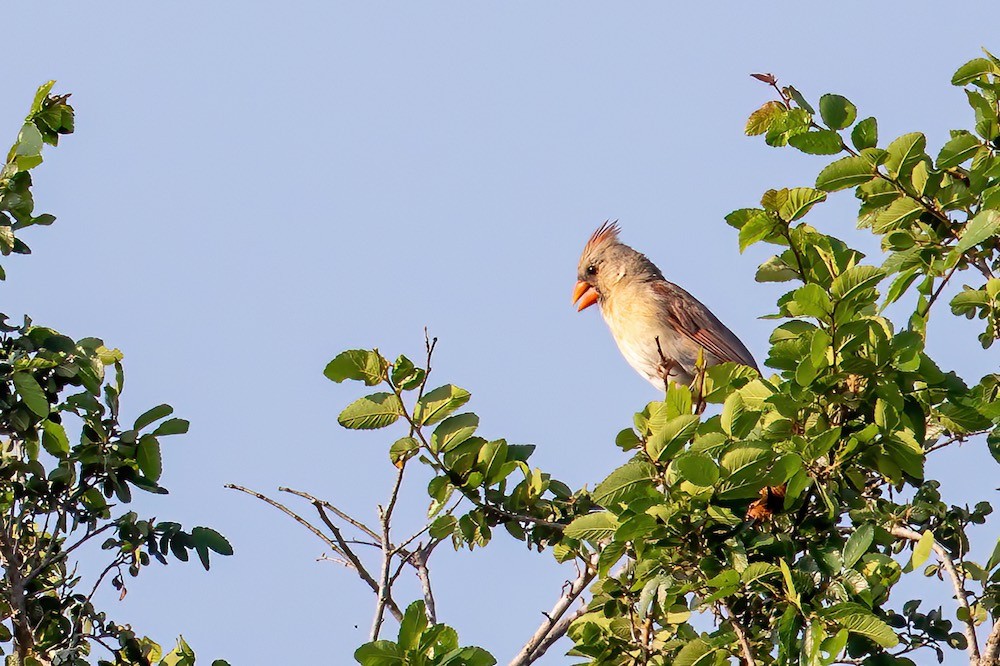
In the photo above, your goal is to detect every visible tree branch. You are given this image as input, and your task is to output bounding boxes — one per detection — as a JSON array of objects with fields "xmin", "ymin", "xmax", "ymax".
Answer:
[
  {"xmin": 981, "ymin": 619, "xmax": 1000, "ymax": 666},
  {"xmin": 370, "ymin": 463, "xmax": 407, "ymax": 640},
  {"xmin": 890, "ymin": 526, "xmax": 981, "ymax": 664},
  {"xmin": 508, "ymin": 555, "xmax": 596, "ymax": 666},
  {"xmin": 278, "ymin": 487, "xmax": 381, "ymax": 543},
  {"xmin": 722, "ymin": 600, "xmax": 756, "ymax": 666}
]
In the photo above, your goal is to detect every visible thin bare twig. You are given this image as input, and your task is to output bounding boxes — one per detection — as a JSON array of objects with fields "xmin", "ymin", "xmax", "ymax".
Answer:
[
  {"xmin": 370, "ymin": 464, "xmax": 407, "ymax": 641},
  {"xmin": 891, "ymin": 526, "xmax": 980, "ymax": 664},
  {"xmin": 279, "ymin": 487, "xmax": 380, "ymax": 542},
  {"xmin": 227, "ymin": 484, "xmax": 404, "ymax": 622},
  {"xmin": 509, "ymin": 555, "xmax": 597, "ymax": 666}
]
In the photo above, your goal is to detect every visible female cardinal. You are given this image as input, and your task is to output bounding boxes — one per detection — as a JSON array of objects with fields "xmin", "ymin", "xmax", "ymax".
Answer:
[{"xmin": 572, "ymin": 221, "xmax": 758, "ymax": 389}]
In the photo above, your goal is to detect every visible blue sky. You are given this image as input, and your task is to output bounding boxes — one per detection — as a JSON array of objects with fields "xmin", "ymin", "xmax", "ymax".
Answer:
[{"xmin": 4, "ymin": 4, "xmax": 998, "ymax": 664}]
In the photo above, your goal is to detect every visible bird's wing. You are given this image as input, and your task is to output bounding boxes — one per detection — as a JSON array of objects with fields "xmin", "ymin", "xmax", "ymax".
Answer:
[{"xmin": 651, "ymin": 281, "xmax": 759, "ymax": 371}]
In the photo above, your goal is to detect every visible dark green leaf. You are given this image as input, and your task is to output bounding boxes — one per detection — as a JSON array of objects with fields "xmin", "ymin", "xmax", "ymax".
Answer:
[
  {"xmin": 415, "ymin": 385, "xmax": 471, "ymax": 426},
  {"xmin": 135, "ymin": 403, "xmax": 173, "ymax": 430},
  {"xmin": 851, "ymin": 117, "xmax": 878, "ymax": 150},
  {"xmin": 152, "ymin": 418, "xmax": 189, "ymax": 436},
  {"xmin": 937, "ymin": 132, "xmax": 981, "ymax": 169},
  {"xmin": 593, "ymin": 460, "xmax": 657, "ymax": 507},
  {"xmin": 816, "ymin": 155, "xmax": 875, "ymax": 192},
  {"xmin": 673, "ymin": 452, "xmax": 719, "ymax": 486},
  {"xmin": 788, "ymin": 130, "xmax": 843, "ymax": 155},
  {"xmin": 137, "ymin": 435, "xmax": 162, "ymax": 482},
  {"xmin": 564, "ymin": 512, "xmax": 619, "ymax": 541},
  {"xmin": 430, "ymin": 413, "xmax": 478, "ymax": 452},
  {"xmin": 844, "ymin": 524, "xmax": 874, "ymax": 569},
  {"xmin": 12, "ymin": 372, "xmax": 48, "ymax": 417},
  {"xmin": 819, "ymin": 94, "xmax": 857, "ymax": 130}
]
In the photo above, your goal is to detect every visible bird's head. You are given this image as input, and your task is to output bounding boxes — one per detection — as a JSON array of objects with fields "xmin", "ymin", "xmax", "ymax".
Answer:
[{"xmin": 572, "ymin": 221, "xmax": 660, "ymax": 311}]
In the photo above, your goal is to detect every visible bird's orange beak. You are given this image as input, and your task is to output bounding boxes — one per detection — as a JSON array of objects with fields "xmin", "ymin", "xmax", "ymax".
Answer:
[{"xmin": 572, "ymin": 280, "xmax": 599, "ymax": 311}]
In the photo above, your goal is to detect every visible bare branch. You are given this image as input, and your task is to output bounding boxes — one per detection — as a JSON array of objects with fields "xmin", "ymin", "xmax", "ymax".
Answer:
[
  {"xmin": 411, "ymin": 547, "xmax": 437, "ymax": 624},
  {"xmin": 227, "ymin": 484, "xmax": 403, "ymax": 622},
  {"xmin": 370, "ymin": 464, "xmax": 407, "ymax": 641},
  {"xmin": 890, "ymin": 526, "xmax": 981, "ymax": 664},
  {"xmin": 509, "ymin": 555, "xmax": 596, "ymax": 666},
  {"xmin": 278, "ymin": 487, "xmax": 380, "ymax": 542},
  {"xmin": 225, "ymin": 484, "xmax": 341, "ymax": 554},
  {"xmin": 722, "ymin": 600, "xmax": 756, "ymax": 666}
]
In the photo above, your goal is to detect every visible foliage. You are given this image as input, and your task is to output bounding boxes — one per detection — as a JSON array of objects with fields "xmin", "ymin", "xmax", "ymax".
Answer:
[
  {"xmin": 1, "ymin": 83, "xmax": 231, "ymax": 665},
  {"xmin": 245, "ymin": 52, "xmax": 1000, "ymax": 666}
]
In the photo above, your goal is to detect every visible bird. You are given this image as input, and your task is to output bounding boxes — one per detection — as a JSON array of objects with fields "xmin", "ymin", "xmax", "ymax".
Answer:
[{"xmin": 572, "ymin": 221, "xmax": 758, "ymax": 390}]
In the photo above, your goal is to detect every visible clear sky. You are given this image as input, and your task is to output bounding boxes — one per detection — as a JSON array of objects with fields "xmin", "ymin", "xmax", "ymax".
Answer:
[{"xmin": 4, "ymin": 3, "xmax": 999, "ymax": 664}]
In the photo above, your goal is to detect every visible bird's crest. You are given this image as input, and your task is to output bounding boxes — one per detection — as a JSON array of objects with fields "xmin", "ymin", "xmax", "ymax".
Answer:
[{"xmin": 583, "ymin": 220, "xmax": 621, "ymax": 257}]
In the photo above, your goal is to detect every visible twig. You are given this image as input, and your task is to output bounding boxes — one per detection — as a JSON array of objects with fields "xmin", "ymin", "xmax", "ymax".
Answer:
[
  {"xmin": 278, "ymin": 487, "xmax": 380, "ymax": 542},
  {"xmin": 890, "ymin": 526, "xmax": 980, "ymax": 664},
  {"xmin": 228, "ymin": 484, "xmax": 404, "ymax": 622},
  {"xmin": 412, "ymin": 547, "xmax": 437, "ymax": 624},
  {"xmin": 509, "ymin": 555, "xmax": 597, "ymax": 666},
  {"xmin": 722, "ymin": 600, "xmax": 756, "ymax": 666},
  {"xmin": 370, "ymin": 464, "xmax": 407, "ymax": 641}
]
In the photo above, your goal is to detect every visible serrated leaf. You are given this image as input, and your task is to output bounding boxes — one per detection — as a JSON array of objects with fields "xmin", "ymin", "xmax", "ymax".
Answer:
[
  {"xmin": 824, "ymin": 603, "xmax": 899, "ymax": 647},
  {"xmin": 873, "ymin": 198, "xmax": 923, "ymax": 233},
  {"xmin": 338, "ymin": 393, "xmax": 403, "ymax": 430},
  {"xmin": 415, "ymin": 384, "xmax": 471, "ymax": 426},
  {"xmin": 152, "ymin": 418, "xmax": 189, "ymax": 436},
  {"xmin": 673, "ymin": 452, "xmax": 719, "ymax": 486},
  {"xmin": 816, "ymin": 155, "xmax": 875, "ymax": 192},
  {"xmin": 324, "ymin": 349, "xmax": 387, "ymax": 386},
  {"xmin": 779, "ymin": 187, "xmax": 827, "ymax": 221},
  {"xmin": 937, "ymin": 132, "xmax": 981, "ymax": 169},
  {"xmin": 819, "ymin": 94, "xmax": 856, "ymax": 130},
  {"xmin": 831, "ymin": 265, "xmax": 884, "ymax": 301},
  {"xmin": 645, "ymin": 414, "xmax": 700, "ymax": 461},
  {"xmin": 788, "ymin": 130, "xmax": 843, "ymax": 155},
  {"xmin": 745, "ymin": 100, "xmax": 786, "ymax": 136},
  {"xmin": 41, "ymin": 420, "xmax": 70, "ymax": 457},
  {"xmin": 738, "ymin": 210, "xmax": 776, "ymax": 252},
  {"xmin": 955, "ymin": 209, "xmax": 1000, "ymax": 254},
  {"xmin": 564, "ymin": 511, "xmax": 619, "ymax": 541},
  {"xmin": 389, "ymin": 437, "xmax": 419, "ymax": 466},
  {"xmin": 741, "ymin": 562, "xmax": 780, "ymax": 585},
  {"xmin": 673, "ymin": 638, "xmax": 715, "ymax": 666},
  {"xmin": 430, "ymin": 412, "xmax": 478, "ymax": 452},
  {"xmin": 884, "ymin": 132, "xmax": 927, "ymax": 178},
  {"xmin": 952, "ymin": 58, "xmax": 999, "ymax": 86},
  {"xmin": 593, "ymin": 460, "xmax": 657, "ymax": 507}
]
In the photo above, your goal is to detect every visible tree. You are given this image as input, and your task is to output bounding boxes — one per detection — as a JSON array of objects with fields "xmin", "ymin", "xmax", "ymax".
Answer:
[
  {"xmin": 238, "ymin": 52, "xmax": 1000, "ymax": 665},
  {"xmin": 1, "ymin": 83, "xmax": 232, "ymax": 665}
]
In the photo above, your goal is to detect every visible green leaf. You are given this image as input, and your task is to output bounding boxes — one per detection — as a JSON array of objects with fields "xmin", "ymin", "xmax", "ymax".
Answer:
[
  {"xmin": 873, "ymin": 198, "xmax": 924, "ymax": 233},
  {"xmin": 741, "ymin": 562, "xmax": 780, "ymax": 585},
  {"xmin": 137, "ymin": 435, "xmax": 162, "ymax": 481},
  {"xmin": 190, "ymin": 527, "xmax": 233, "ymax": 556},
  {"xmin": 824, "ymin": 603, "xmax": 899, "ymax": 648},
  {"xmin": 843, "ymin": 524, "xmax": 874, "ymax": 568},
  {"xmin": 831, "ymin": 265, "xmax": 884, "ymax": 301},
  {"xmin": 851, "ymin": 117, "xmax": 878, "ymax": 150},
  {"xmin": 397, "ymin": 601, "xmax": 428, "ymax": 650},
  {"xmin": 41, "ymin": 420, "xmax": 70, "ymax": 458},
  {"xmin": 937, "ymin": 132, "xmax": 981, "ymax": 169},
  {"xmin": 884, "ymin": 132, "xmax": 927, "ymax": 178},
  {"xmin": 645, "ymin": 414, "xmax": 700, "ymax": 461},
  {"xmin": 881, "ymin": 268, "xmax": 920, "ymax": 311},
  {"xmin": 152, "ymin": 418, "xmax": 189, "ymax": 436},
  {"xmin": 952, "ymin": 57, "xmax": 999, "ymax": 85},
  {"xmin": 745, "ymin": 100, "xmax": 786, "ymax": 136},
  {"xmin": 788, "ymin": 130, "xmax": 843, "ymax": 155},
  {"xmin": 415, "ymin": 384, "xmax": 471, "ymax": 426},
  {"xmin": 673, "ymin": 452, "xmax": 719, "ymax": 486},
  {"xmin": 354, "ymin": 640, "xmax": 403, "ymax": 665},
  {"xmin": 135, "ymin": 403, "xmax": 173, "ymax": 430},
  {"xmin": 819, "ymin": 94, "xmax": 856, "ymax": 130},
  {"xmin": 592, "ymin": 460, "xmax": 657, "ymax": 507},
  {"xmin": 389, "ymin": 437, "xmax": 420, "ymax": 466},
  {"xmin": 955, "ymin": 209, "xmax": 1000, "ymax": 254},
  {"xmin": 815, "ymin": 155, "xmax": 875, "ymax": 192},
  {"xmin": 778, "ymin": 187, "xmax": 827, "ymax": 221},
  {"xmin": 12, "ymin": 372, "xmax": 48, "ymax": 417},
  {"xmin": 756, "ymin": 255, "xmax": 798, "ymax": 282},
  {"xmin": 911, "ymin": 529, "xmax": 935, "ymax": 569},
  {"xmin": 15, "ymin": 124, "xmax": 43, "ymax": 157},
  {"xmin": 430, "ymin": 413, "xmax": 478, "ymax": 452},
  {"xmin": 564, "ymin": 511, "xmax": 619, "ymax": 541},
  {"xmin": 390, "ymin": 354, "xmax": 425, "ymax": 390},
  {"xmin": 338, "ymin": 393, "xmax": 403, "ymax": 430},
  {"xmin": 673, "ymin": 637, "xmax": 715, "ymax": 666},
  {"xmin": 324, "ymin": 349, "xmax": 387, "ymax": 386},
  {"xmin": 738, "ymin": 210, "xmax": 776, "ymax": 252}
]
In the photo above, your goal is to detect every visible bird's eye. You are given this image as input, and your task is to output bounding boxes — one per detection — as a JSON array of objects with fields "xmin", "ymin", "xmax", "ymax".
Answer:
[{"xmin": 586, "ymin": 264, "xmax": 597, "ymax": 276}]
